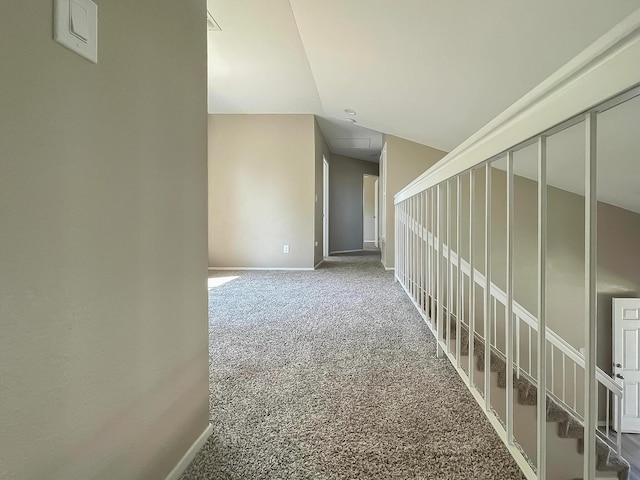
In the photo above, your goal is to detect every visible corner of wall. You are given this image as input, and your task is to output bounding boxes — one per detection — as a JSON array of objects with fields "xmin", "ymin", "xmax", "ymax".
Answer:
[
  {"xmin": 314, "ymin": 118, "xmax": 331, "ymax": 266},
  {"xmin": 209, "ymin": 114, "xmax": 317, "ymax": 269},
  {"xmin": 382, "ymin": 136, "xmax": 447, "ymax": 269}
]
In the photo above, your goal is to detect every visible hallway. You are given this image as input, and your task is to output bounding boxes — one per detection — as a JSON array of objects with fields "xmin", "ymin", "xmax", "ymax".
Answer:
[{"xmin": 182, "ymin": 255, "xmax": 525, "ymax": 479}]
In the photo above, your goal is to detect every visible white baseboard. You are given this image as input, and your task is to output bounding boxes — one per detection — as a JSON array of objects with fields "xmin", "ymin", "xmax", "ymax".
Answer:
[
  {"xmin": 165, "ymin": 423, "xmax": 213, "ymax": 480},
  {"xmin": 329, "ymin": 249, "xmax": 363, "ymax": 254},
  {"xmin": 385, "ymin": 267, "xmax": 395, "ymax": 271},
  {"xmin": 363, "ymin": 239, "xmax": 376, "ymax": 243},
  {"xmin": 314, "ymin": 260, "xmax": 324, "ymax": 269},
  {"xmin": 208, "ymin": 267, "xmax": 314, "ymax": 271}
]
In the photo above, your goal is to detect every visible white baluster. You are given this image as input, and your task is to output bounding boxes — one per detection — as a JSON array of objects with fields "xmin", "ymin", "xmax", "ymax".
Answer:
[
  {"xmin": 506, "ymin": 150, "xmax": 514, "ymax": 444},
  {"xmin": 528, "ymin": 325, "xmax": 532, "ymax": 376},
  {"xmin": 485, "ymin": 162, "xmax": 492, "ymax": 410},
  {"xmin": 516, "ymin": 315, "xmax": 520, "ymax": 379},
  {"xmin": 456, "ymin": 175, "xmax": 462, "ymax": 368},
  {"xmin": 446, "ymin": 181, "xmax": 451, "ymax": 351},
  {"xmin": 574, "ymin": 363, "xmax": 578, "ymax": 411},
  {"xmin": 469, "ymin": 170, "xmax": 476, "ymax": 387},
  {"xmin": 537, "ymin": 135, "xmax": 548, "ymax": 480},
  {"xmin": 562, "ymin": 355, "xmax": 566, "ymax": 403},
  {"xmin": 584, "ymin": 111, "xmax": 597, "ymax": 480},
  {"xmin": 550, "ymin": 344, "xmax": 555, "ymax": 396},
  {"xmin": 436, "ymin": 184, "xmax": 444, "ymax": 358},
  {"xmin": 606, "ymin": 390, "xmax": 610, "ymax": 440}
]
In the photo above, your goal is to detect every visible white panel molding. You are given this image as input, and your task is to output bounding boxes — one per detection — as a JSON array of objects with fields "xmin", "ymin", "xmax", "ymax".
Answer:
[
  {"xmin": 395, "ymin": 8, "xmax": 640, "ymax": 204},
  {"xmin": 165, "ymin": 423, "xmax": 213, "ymax": 480}
]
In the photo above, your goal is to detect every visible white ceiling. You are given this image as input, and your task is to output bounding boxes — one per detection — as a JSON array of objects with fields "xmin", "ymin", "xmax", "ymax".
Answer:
[
  {"xmin": 207, "ymin": 0, "xmax": 640, "ymax": 162},
  {"xmin": 206, "ymin": 0, "xmax": 321, "ymax": 114}
]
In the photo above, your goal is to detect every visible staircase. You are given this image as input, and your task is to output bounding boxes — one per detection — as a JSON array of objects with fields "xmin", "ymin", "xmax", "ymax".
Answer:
[{"xmin": 446, "ymin": 317, "xmax": 630, "ymax": 480}]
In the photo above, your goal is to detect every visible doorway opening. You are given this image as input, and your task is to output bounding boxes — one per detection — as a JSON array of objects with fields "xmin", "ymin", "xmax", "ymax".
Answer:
[
  {"xmin": 362, "ymin": 174, "xmax": 379, "ymax": 251},
  {"xmin": 323, "ymin": 157, "xmax": 329, "ymax": 257}
]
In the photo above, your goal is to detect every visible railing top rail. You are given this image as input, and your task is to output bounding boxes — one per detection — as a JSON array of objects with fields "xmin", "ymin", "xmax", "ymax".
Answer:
[{"xmin": 394, "ymin": 9, "xmax": 640, "ymax": 205}]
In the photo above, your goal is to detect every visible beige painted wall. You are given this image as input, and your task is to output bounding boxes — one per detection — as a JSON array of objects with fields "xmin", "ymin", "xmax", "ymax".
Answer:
[
  {"xmin": 382, "ymin": 135, "xmax": 447, "ymax": 268},
  {"xmin": 314, "ymin": 119, "xmax": 331, "ymax": 266},
  {"xmin": 209, "ymin": 114, "xmax": 316, "ymax": 269},
  {"xmin": 0, "ymin": 2, "xmax": 209, "ymax": 479}
]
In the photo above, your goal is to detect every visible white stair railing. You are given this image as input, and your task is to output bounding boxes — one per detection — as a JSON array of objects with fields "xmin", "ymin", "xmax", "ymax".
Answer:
[
  {"xmin": 400, "ymin": 216, "xmax": 623, "ymax": 456},
  {"xmin": 393, "ymin": 9, "xmax": 640, "ymax": 479}
]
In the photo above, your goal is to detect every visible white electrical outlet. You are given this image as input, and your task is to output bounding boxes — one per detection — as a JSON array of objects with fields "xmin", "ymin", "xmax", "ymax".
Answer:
[
  {"xmin": 315, "ymin": 241, "xmax": 318, "ymax": 247},
  {"xmin": 283, "ymin": 245, "xmax": 289, "ymax": 254}
]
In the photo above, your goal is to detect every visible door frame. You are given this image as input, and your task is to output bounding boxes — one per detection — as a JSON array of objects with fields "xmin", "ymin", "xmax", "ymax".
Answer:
[
  {"xmin": 374, "ymin": 177, "xmax": 379, "ymax": 248},
  {"xmin": 380, "ymin": 143, "xmax": 387, "ymax": 254},
  {"xmin": 362, "ymin": 174, "xmax": 379, "ymax": 248},
  {"xmin": 323, "ymin": 157, "xmax": 329, "ymax": 257}
]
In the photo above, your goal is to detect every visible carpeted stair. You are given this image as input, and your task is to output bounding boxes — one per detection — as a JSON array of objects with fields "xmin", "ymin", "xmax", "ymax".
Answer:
[{"xmin": 437, "ymin": 312, "xmax": 630, "ymax": 480}]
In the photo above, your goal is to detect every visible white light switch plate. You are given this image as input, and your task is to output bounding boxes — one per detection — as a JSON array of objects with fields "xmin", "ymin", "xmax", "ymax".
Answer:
[{"xmin": 54, "ymin": 0, "xmax": 98, "ymax": 63}]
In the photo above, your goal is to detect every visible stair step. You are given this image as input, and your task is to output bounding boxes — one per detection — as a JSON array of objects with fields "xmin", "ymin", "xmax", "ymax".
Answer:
[
  {"xmin": 518, "ymin": 382, "xmax": 537, "ymax": 405},
  {"xmin": 456, "ymin": 329, "xmax": 540, "ymax": 407},
  {"xmin": 496, "ymin": 369, "xmax": 525, "ymax": 388},
  {"xmin": 546, "ymin": 397, "xmax": 570, "ymax": 423},
  {"xmin": 600, "ymin": 454, "xmax": 631, "ymax": 480},
  {"xmin": 576, "ymin": 438, "xmax": 630, "ymax": 480},
  {"xmin": 426, "ymin": 297, "xmax": 630, "ymax": 480},
  {"xmin": 577, "ymin": 436, "xmax": 610, "ymax": 456},
  {"xmin": 558, "ymin": 417, "xmax": 584, "ymax": 439},
  {"xmin": 459, "ymin": 334, "xmax": 485, "ymax": 356},
  {"xmin": 476, "ymin": 350, "xmax": 505, "ymax": 373}
]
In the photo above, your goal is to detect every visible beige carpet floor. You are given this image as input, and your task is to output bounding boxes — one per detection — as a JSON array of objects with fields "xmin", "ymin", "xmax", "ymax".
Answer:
[{"xmin": 180, "ymin": 254, "xmax": 526, "ymax": 479}]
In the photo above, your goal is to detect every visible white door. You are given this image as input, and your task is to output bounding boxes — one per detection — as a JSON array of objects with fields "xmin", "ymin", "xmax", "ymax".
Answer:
[
  {"xmin": 613, "ymin": 297, "xmax": 640, "ymax": 432},
  {"xmin": 323, "ymin": 158, "xmax": 329, "ymax": 257},
  {"xmin": 380, "ymin": 144, "xmax": 387, "ymax": 252},
  {"xmin": 362, "ymin": 175, "xmax": 377, "ymax": 246},
  {"xmin": 374, "ymin": 178, "xmax": 379, "ymax": 248}
]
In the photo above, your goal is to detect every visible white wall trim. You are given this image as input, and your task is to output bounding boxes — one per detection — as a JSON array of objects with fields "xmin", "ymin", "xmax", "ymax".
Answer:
[
  {"xmin": 165, "ymin": 423, "xmax": 213, "ymax": 480},
  {"xmin": 363, "ymin": 239, "xmax": 377, "ymax": 243},
  {"xmin": 329, "ymin": 249, "xmax": 363, "ymax": 254},
  {"xmin": 209, "ymin": 267, "xmax": 314, "ymax": 271},
  {"xmin": 395, "ymin": 8, "xmax": 640, "ymax": 204},
  {"xmin": 384, "ymin": 267, "xmax": 395, "ymax": 271},
  {"xmin": 314, "ymin": 260, "xmax": 324, "ymax": 269}
]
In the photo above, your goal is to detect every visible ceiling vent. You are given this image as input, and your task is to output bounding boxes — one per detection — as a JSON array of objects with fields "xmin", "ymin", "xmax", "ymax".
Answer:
[
  {"xmin": 207, "ymin": 11, "xmax": 222, "ymax": 31},
  {"xmin": 330, "ymin": 138, "xmax": 371, "ymax": 149}
]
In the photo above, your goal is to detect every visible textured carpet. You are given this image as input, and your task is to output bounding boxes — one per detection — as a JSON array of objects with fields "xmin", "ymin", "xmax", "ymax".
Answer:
[{"xmin": 181, "ymin": 254, "xmax": 526, "ymax": 480}]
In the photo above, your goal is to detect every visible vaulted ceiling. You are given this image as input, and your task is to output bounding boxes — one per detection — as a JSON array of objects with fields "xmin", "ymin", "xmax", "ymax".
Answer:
[{"xmin": 206, "ymin": 0, "xmax": 640, "ymax": 161}]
